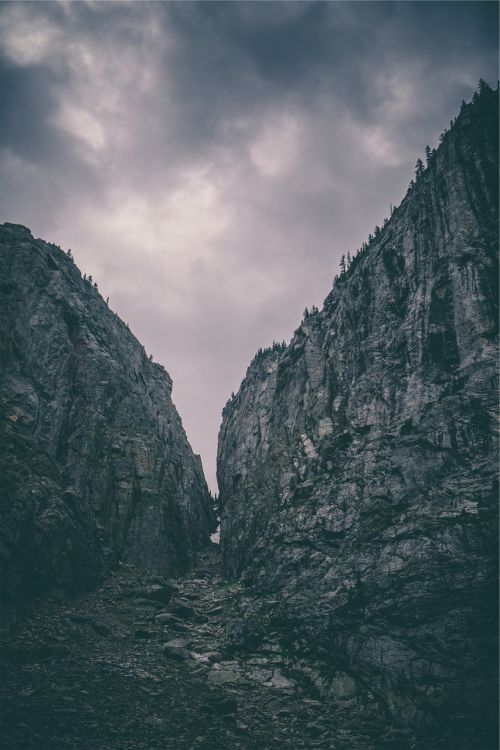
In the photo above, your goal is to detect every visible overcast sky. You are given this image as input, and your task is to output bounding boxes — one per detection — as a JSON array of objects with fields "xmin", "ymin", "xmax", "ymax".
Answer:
[{"xmin": 0, "ymin": 1, "xmax": 497, "ymax": 491}]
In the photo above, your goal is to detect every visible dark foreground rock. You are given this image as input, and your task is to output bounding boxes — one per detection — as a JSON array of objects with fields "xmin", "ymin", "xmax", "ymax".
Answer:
[
  {"xmin": 217, "ymin": 88, "xmax": 499, "ymax": 748},
  {"xmin": 0, "ymin": 224, "xmax": 216, "ymax": 614},
  {"xmin": 0, "ymin": 544, "xmax": 367, "ymax": 750}
]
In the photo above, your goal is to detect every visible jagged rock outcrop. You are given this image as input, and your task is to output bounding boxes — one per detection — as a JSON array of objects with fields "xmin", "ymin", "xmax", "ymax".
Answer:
[
  {"xmin": 0, "ymin": 224, "xmax": 216, "ymax": 611},
  {"xmin": 218, "ymin": 88, "xmax": 498, "ymax": 748}
]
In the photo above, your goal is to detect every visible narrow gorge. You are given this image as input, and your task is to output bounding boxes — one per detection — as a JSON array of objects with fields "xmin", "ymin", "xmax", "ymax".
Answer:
[{"xmin": 0, "ymin": 87, "xmax": 498, "ymax": 750}]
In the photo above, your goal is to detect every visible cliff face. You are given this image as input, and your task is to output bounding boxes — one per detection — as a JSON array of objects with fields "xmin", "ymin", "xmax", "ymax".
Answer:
[
  {"xmin": 0, "ymin": 224, "xmax": 216, "ymax": 609},
  {"xmin": 217, "ymin": 89, "xmax": 498, "ymax": 747}
]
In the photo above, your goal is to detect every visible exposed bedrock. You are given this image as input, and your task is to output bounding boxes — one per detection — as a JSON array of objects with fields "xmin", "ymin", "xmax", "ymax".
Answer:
[
  {"xmin": 217, "ymin": 88, "xmax": 499, "ymax": 747},
  {"xmin": 0, "ymin": 224, "xmax": 216, "ymax": 611}
]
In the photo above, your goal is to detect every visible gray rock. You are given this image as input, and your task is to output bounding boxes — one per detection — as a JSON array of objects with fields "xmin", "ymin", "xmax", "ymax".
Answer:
[
  {"xmin": 264, "ymin": 671, "xmax": 296, "ymax": 690},
  {"xmin": 154, "ymin": 612, "xmax": 181, "ymax": 625},
  {"xmin": 140, "ymin": 583, "xmax": 176, "ymax": 605},
  {"xmin": 245, "ymin": 668, "xmax": 273, "ymax": 683},
  {"xmin": 207, "ymin": 695, "xmax": 238, "ymax": 716},
  {"xmin": 0, "ymin": 223, "xmax": 216, "ymax": 609},
  {"xmin": 207, "ymin": 669, "xmax": 247, "ymax": 685},
  {"xmin": 217, "ymin": 89, "xmax": 499, "ymax": 747},
  {"xmin": 161, "ymin": 637, "xmax": 192, "ymax": 660},
  {"xmin": 168, "ymin": 598, "xmax": 195, "ymax": 619},
  {"xmin": 331, "ymin": 673, "xmax": 357, "ymax": 701}
]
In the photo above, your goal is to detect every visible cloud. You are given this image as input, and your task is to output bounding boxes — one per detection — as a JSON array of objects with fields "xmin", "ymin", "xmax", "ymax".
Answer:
[
  {"xmin": 250, "ymin": 111, "xmax": 302, "ymax": 177},
  {"xmin": 0, "ymin": 0, "xmax": 497, "ymax": 491},
  {"xmin": 0, "ymin": 3, "xmax": 60, "ymax": 66}
]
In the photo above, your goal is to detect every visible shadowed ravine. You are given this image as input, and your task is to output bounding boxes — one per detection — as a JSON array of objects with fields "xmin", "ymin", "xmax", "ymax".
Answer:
[
  {"xmin": 1, "ymin": 545, "xmax": 379, "ymax": 750},
  {"xmin": 0, "ymin": 87, "xmax": 498, "ymax": 750}
]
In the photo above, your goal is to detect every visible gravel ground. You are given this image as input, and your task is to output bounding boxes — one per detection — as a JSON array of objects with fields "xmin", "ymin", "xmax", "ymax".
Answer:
[{"xmin": 0, "ymin": 544, "xmax": 360, "ymax": 750}]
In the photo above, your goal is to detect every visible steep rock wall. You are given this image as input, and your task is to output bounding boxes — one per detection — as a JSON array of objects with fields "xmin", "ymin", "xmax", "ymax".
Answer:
[
  {"xmin": 0, "ymin": 224, "xmax": 216, "ymax": 609},
  {"xmin": 217, "ymin": 89, "xmax": 498, "ymax": 747}
]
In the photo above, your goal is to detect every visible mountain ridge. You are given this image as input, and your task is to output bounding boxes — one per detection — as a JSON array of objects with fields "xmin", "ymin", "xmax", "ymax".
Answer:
[
  {"xmin": 217, "ymin": 84, "xmax": 498, "ymax": 748},
  {"xmin": 0, "ymin": 222, "xmax": 216, "ymax": 616}
]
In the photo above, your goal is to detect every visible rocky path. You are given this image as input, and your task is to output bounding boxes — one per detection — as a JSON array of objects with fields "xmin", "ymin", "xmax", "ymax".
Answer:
[{"xmin": 1, "ymin": 544, "xmax": 345, "ymax": 750}]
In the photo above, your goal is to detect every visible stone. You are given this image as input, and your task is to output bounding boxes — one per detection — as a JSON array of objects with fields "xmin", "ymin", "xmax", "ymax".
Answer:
[
  {"xmin": 207, "ymin": 669, "xmax": 247, "ymax": 685},
  {"xmin": 161, "ymin": 638, "xmax": 192, "ymax": 661},
  {"xmin": 203, "ymin": 651, "xmax": 223, "ymax": 662},
  {"xmin": 189, "ymin": 651, "xmax": 210, "ymax": 664},
  {"xmin": 168, "ymin": 599, "xmax": 195, "ymax": 620},
  {"xmin": 216, "ymin": 89, "xmax": 499, "ymax": 749},
  {"xmin": 207, "ymin": 695, "xmax": 238, "ymax": 716},
  {"xmin": 0, "ymin": 221, "xmax": 217, "ymax": 612},
  {"xmin": 331, "ymin": 673, "xmax": 357, "ymax": 701},
  {"xmin": 265, "ymin": 671, "xmax": 296, "ymax": 690},
  {"xmin": 140, "ymin": 583, "xmax": 176, "ymax": 605},
  {"xmin": 245, "ymin": 668, "xmax": 273, "ymax": 683},
  {"xmin": 154, "ymin": 612, "xmax": 180, "ymax": 625}
]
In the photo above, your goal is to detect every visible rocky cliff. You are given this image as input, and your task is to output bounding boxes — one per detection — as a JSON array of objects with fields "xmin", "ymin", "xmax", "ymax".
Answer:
[
  {"xmin": 217, "ymin": 87, "xmax": 498, "ymax": 747},
  {"xmin": 0, "ymin": 224, "xmax": 216, "ymax": 611}
]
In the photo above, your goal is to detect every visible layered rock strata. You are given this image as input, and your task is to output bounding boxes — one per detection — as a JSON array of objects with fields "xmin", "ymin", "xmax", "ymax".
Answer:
[
  {"xmin": 0, "ymin": 224, "xmax": 216, "ymax": 610},
  {"xmin": 217, "ymin": 88, "xmax": 498, "ymax": 747}
]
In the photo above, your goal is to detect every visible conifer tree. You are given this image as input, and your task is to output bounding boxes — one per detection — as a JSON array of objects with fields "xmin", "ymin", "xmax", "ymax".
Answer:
[{"xmin": 478, "ymin": 78, "xmax": 491, "ymax": 95}]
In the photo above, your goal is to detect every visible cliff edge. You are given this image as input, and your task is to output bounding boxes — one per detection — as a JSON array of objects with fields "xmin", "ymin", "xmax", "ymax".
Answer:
[
  {"xmin": 0, "ymin": 224, "xmax": 216, "ymax": 611},
  {"xmin": 217, "ymin": 86, "xmax": 498, "ymax": 748}
]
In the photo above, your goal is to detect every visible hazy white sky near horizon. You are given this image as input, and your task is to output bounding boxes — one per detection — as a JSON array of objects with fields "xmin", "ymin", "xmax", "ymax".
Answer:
[{"xmin": 0, "ymin": 1, "xmax": 497, "ymax": 492}]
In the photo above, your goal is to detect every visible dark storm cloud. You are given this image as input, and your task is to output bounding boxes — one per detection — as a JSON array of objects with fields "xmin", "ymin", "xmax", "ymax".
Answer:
[
  {"xmin": 156, "ymin": 1, "xmax": 497, "ymax": 145},
  {"xmin": 0, "ymin": 1, "xmax": 497, "ymax": 490},
  {"xmin": 1, "ymin": 64, "xmax": 58, "ymax": 160}
]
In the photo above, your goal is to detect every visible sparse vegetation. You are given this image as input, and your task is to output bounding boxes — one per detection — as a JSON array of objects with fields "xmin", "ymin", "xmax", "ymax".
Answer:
[
  {"xmin": 330, "ymin": 80, "xmax": 497, "ymax": 292},
  {"xmin": 250, "ymin": 340, "xmax": 287, "ymax": 367}
]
